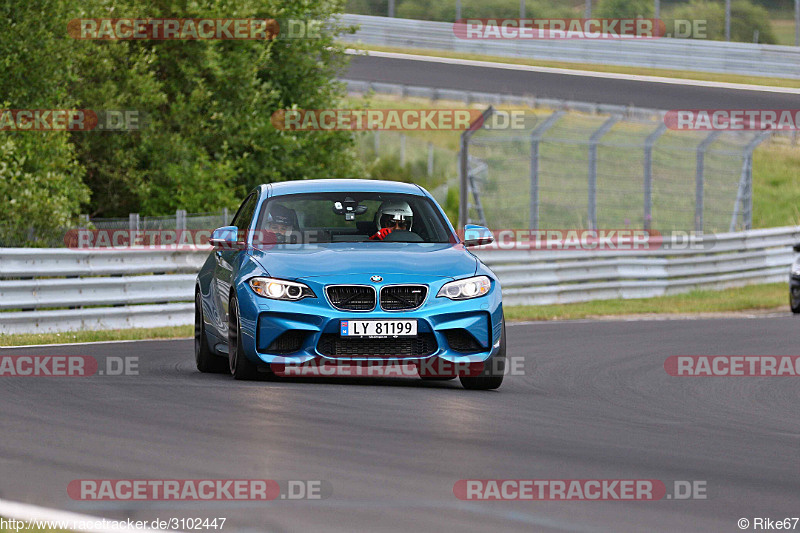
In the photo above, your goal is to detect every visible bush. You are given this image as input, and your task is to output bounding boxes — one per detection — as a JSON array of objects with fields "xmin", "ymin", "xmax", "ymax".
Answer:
[
  {"xmin": 595, "ymin": 0, "xmax": 654, "ymax": 18},
  {"xmin": 667, "ymin": 0, "xmax": 775, "ymax": 43}
]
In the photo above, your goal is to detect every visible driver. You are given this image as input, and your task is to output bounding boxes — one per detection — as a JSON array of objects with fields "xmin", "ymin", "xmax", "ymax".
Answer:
[
  {"xmin": 369, "ymin": 201, "xmax": 413, "ymax": 241},
  {"xmin": 264, "ymin": 203, "xmax": 296, "ymax": 243}
]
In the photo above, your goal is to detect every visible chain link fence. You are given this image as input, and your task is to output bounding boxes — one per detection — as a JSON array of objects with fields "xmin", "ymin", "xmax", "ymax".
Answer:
[
  {"xmin": 0, "ymin": 211, "xmax": 231, "ymax": 248},
  {"xmin": 462, "ymin": 109, "xmax": 770, "ymax": 233}
]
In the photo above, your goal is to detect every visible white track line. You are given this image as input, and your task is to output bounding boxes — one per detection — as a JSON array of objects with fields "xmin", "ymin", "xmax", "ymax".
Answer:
[
  {"xmin": 0, "ymin": 498, "xmax": 176, "ymax": 533},
  {"xmin": 347, "ymin": 49, "xmax": 800, "ymax": 94},
  {"xmin": 0, "ymin": 338, "xmax": 191, "ymax": 350}
]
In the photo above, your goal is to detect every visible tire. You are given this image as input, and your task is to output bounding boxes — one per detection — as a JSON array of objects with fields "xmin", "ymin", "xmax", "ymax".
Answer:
[
  {"xmin": 791, "ymin": 287, "xmax": 800, "ymax": 314},
  {"xmin": 228, "ymin": 295, "xmax": 260, "ymax": 380},
  {"xmin": 195, "ymin": 291, "xmax": 227, "ymax": 373},
  {"xmin": 459, "ymin": 319, "xmax": 506, "ymax": 391},
  {"xmin": 420, "ymin": 376, "xmax": 457, "ymax": 381}
]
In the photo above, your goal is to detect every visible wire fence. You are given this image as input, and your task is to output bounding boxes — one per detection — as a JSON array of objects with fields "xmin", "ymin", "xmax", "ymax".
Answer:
[
  {"xmin": 345, "ymin": 80, "xmax": 774, "ymax": 233},
  {"xmin": 463, "ymin": 109, "xmax": 768, "ymax": 233}
]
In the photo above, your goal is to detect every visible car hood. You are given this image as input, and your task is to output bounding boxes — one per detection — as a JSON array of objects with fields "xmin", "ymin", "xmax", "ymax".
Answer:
[{"xmin": 248, "ymin": 242, "xmax": 477, "ymax": 281}]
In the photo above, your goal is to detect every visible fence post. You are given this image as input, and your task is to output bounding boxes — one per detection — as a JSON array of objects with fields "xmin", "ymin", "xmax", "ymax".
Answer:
[
  {"xmin": 374, "ymin": 131, "xmax": 380, "ymax": 154},
  {"xmin": 400, "ymin": 134, "xmax": 406, "ymax": 166},
  {"xmin": 223, "ymin": 207, "xmax": 229, "ymax": 226},
  {"xmin": 176, "ymin": 209, "xmax": 187, "ymax": 231},
  {"xmin": 725, "ymin": 0, "xmax": 731, "ymax": 41},
  {"xmin": 520, "ymin": 0, "xmax": 525, "ymax": 18},
  {"xmin": 529, "ymin": 111, "xmax": 564, "ymax": 230},
  {"xmin": 459, "ymin": 106, "xmax": 494, "ymax": 230},
  {"xmin": 695, "ymin": 131, "xmax": 721, "ymax": 233},
  {"xmin": 730, "ymin": 132, "xmax": 770, "ymax": 232},
  {"xmin": 427, "ymin": 142, "xmax": 434, "ymax": 176},
  {"xmin": 588, "ymin": 115, "xmax": 620, "ymax": 230},
  {"xmin": 643, "ymin": 123, "xmax": 667, "ymax": 231}
]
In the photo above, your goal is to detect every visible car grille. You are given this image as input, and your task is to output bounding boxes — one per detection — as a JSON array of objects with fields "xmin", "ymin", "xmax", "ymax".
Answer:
[
  {"xmin": 380, "ymin": 285, "xmax": 428, "ymax": 311},
  {"xmin": 317, "ymin": 333, "xmax": 437, "ymax": 358},
  {"xmin": 326, "ymin": 285, "xmax": 376, "ymax": 311},
  {"xmin": 444, "ymin": 329, "xmax": 484, "ymax": 353}
]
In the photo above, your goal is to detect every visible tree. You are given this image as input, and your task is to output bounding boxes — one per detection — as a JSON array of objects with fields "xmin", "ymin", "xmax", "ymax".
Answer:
[{"xmin": 0, "ymin": 0, "xmax": 90, "ymax": 244}]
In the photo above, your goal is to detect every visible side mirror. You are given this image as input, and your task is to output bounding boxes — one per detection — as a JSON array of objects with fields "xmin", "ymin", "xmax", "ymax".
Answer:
[
  {"xmin": 794, "ymin": 243, "xmax": 800, "ymax": 253},
  {"xmin": 463, "ymin": 224, "xmax": 494, "ymax": 248},
  {"xmin": 209, "ymin": 226, "xmax": 242, "ymax": 250}
]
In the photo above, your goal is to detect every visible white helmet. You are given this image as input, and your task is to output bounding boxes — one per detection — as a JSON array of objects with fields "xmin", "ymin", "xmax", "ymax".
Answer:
[{"xmin": 375, "ymin": 200, "xmax": 413, "ymax": 231}]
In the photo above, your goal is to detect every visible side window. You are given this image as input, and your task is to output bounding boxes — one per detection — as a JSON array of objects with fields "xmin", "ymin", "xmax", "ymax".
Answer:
[{"xmin": 232, "ymin": 194, "xmax": 258, "ymax": 230}]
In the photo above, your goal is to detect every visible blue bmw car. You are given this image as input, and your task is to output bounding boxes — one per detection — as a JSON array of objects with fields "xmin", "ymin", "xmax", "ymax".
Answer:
[{"xmin": 194, "ymin": 179, "xmax": 505, "ymax": 389}]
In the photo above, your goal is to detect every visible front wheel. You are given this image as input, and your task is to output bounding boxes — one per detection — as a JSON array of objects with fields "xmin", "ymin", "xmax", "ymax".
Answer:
[
  {"xmin": 459, "ymin": 319, "xmax": 506, "ymax": 391},
  {"xmin": 228, "ymin": 295, "xmax": 260, "ymax": 380}
]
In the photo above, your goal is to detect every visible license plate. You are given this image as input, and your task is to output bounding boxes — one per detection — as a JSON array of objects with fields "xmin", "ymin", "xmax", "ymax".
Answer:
[{"xmin": 340, "ymin": 319, "xmax": 417, "ymax": 337}]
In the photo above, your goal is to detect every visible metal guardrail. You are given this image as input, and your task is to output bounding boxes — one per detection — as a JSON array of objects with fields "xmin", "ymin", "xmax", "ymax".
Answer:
[
  {"xmin": 340, "ymin": 14, "xmax": 800, "ymax": 80},
  {"xmin": 1, "ymin": 226, "xmax": 797, "ymax": 334},
  {"xmin": 0, "ymin": 248, "xmax": 206, "ymax": 335}
]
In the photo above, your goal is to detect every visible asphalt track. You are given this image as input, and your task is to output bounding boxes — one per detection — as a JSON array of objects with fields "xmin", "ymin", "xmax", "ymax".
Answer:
[
  {"xmin": 2, "ymin": 316, "xmax": 799, "ymax": 532},
  {"xmin": 345, "ymin": 54, "xmax": 800, "ymax": 109}
]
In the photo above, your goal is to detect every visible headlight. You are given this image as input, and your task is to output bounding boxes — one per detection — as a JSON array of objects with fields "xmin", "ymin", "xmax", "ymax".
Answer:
[
  {"xmin": 249, "ymin": 277, "xmax": 315, "ymax": 301},
  {"xmin": 437, "ymin": 276, "xmax": 491, "ymax": 300}
]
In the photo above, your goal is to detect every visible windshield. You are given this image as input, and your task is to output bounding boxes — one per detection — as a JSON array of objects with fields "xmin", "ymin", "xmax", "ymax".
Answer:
[{"xmin": 255, "ymin": 192, "xmax": 453, "ymax": 244}]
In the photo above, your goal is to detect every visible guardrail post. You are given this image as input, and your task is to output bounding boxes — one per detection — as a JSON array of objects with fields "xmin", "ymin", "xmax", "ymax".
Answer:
[
  {"xmin": 730, "ymin": 132, "xmax": 770, "ymax": 232},
  {"xmin": 520, "ymin": 0, "xmax": 525, "ymax": 18},
  {"xmin": 456, "ymin": 0, "xmax": 461, "ymax": 20},
  {"xmin": 427, "ymin": 142, "xmax": 434, "ymax": 176},
  {"xmin": 388, "ymin": 0, "xmax": 395, "ymax": 17},
  {"xmin": 223, "ymin": 207, "xmax": 229, "ymax": 226},
  {"xmin": 695, "ymin": 131, "xmax": 722, "ymax": 233},
  {"xmin": 400, "ymin": 134, "xmax": 406, "ymax": 166},
  {"xmin": 459, "ymin": 106, "xmax": 494, "ymax": 229},
  {"xmin": 588, "ymin": 115, "xmax": 620, "ymax": 230},
  {"xmin": 374, "ymin": 131, "xmax": 380, "ymax": 154},
  {"xmin": 643, "ymin": 123, "xmax": 667, "ymax": 231},
  {"xmin": 529, "ymin": 111, "xmax": 564, "ymax": 230}
]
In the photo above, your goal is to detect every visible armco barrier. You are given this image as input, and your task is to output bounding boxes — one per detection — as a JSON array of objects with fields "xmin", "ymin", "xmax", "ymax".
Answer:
[
  {"xmin": 340, "ymin": 14, "xmax": 800, "ymax": 80},
  {"xmin": 1, "ymin": 226, "xmax": 797, "ymax": 334}
]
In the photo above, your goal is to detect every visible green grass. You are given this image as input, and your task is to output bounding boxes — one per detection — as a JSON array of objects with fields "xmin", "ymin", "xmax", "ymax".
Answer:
[
  {"xmin": 0, "ymin": 325, "xmax": 192, "ymax": 347},
  {"xmin": 752, "ymin": 141, "xmax": 800, "ymax": 228},
  {"xmin": 346, "ymin": 44, "xmax": 800, "ymax": 89},
  {"xmin": 771, "ymin": 19, "xmax": 798, "ymax": 46},
  {"xmin": 504, "ymin": 283, "xmax": 788, "ymax": 321}
]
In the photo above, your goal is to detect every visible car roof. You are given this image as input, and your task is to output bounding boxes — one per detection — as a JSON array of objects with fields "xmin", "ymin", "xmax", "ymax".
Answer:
[{"xmin": 266, "ymin": 179, "xmax": 425, "ymax": 197}]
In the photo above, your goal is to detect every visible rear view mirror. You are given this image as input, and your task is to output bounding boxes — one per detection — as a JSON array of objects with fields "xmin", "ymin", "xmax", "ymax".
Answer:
[
  {"xmin": 209, "ymin": 226, "xmax": 242, "ymax": 249},
  {"xmin": 332, "ymin": 197, "xmax": 368, "ymax": 220},
  {"xmin": 463, "ymin": 224, "xmax": 494, "ymax": 247}
]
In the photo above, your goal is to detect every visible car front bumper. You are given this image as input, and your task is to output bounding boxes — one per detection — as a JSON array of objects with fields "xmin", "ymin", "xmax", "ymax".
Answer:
[{"xmin": 234, "ymin": 274, "xmax": 504, "ymax": 367}]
